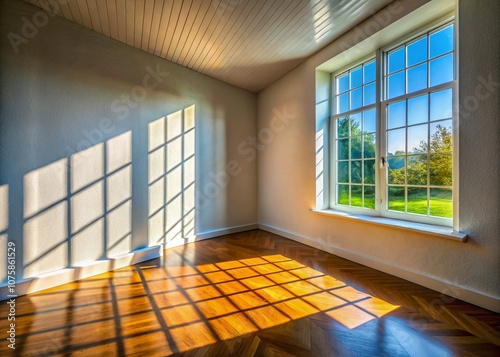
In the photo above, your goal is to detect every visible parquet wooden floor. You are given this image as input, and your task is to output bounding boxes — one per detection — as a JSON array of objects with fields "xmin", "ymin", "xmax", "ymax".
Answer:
[{"xmin": 1, "ymin": 229, "xmax": 499, "ymax": 356}]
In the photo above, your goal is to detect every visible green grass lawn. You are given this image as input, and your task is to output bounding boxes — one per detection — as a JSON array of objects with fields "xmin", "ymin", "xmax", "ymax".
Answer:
[
  {"xmin": 388, "ymin": 189, "xmax": 452, "ymax": 218},
  {"xmin": 338, "ymin": 188, "xmax": 452, "ymax": 218}
]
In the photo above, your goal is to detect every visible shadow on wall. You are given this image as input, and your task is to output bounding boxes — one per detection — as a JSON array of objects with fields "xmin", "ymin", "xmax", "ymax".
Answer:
[
  {"xmin": 148, "ymin": 105, "xmax": 196, "ymax": 249},
  {"xmin": 22, "ymin": 131, "xmax": 133, "ymax": 279},
  {"xmin": 316, "ymin": 129, "xmax": 325, "ymax": 209},
  {"xmin": 0, "ymin": 105, "xmax": 196, "ymax": 286}
]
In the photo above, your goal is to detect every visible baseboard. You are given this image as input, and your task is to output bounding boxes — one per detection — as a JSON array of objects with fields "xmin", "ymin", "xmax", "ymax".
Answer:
[
  {"xmin": 258, "ymin": 224, "xmax": 500, "ymax": 313},
  {"xmin": 162, "ymin": 223, "xmax": 259, "ymax": 248},
  {"xmin": 0, "ymin": 245, "xmax": 162, "ymax": 301},
  {"xmin": 195, "ymin": 223, "xmax": 259, "ymax": 240},
  {"xmin": 0, "ymin": 223, "xmax": 258, "ymax": 301}
]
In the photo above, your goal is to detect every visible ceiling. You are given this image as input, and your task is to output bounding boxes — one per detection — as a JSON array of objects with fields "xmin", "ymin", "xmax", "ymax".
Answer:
[{"xmin": 24, "ymin": 0, "xmax": 394, "ymax": 92}]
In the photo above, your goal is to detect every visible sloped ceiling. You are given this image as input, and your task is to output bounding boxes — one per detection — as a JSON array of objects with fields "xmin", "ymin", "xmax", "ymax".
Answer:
[{"xmin": 24, "ymin": 0, "xmax": 393, "ymax": 92}]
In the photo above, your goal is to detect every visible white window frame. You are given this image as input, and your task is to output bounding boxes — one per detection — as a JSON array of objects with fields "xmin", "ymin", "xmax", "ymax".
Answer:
[
  {"xmin": 330, "ymin": 54, "xmax": 381, "ymax": 216},
  {"xmin": 329, "ymin": 15, "xmax": 458, "ymax": 228}
]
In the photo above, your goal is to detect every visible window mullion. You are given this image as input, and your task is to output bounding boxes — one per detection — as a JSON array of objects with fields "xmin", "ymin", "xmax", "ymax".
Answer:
[{"xmin": 376, "ymin": 49, "xmax": 384, "ymax": 214}]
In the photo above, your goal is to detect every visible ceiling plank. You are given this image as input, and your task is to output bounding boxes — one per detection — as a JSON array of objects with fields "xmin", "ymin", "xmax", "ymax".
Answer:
[
  {"xmin": 23, "ymin": 0, "xmax": 396, "ymax": 92},
  {"xmin": 95, "ymin": 0, "xmax": 111, "ymax": 37},
  {"xmin": 209, "ymin": 0, "xmax": 305, "ymax": 79},
  {"xmin": 105, "ymin": 0, "xmax": 119, "ymax": 40},
  {"xmin": 158, "ymin": 0, "xmax": 183, "ymax": 58},
  {"xmin": 191, "ymin": 0, "xmax": 270, "ymax": 72},
  {"xmin": 164, "ymin": 0, "xmax": 195, "ymax": 61},
  {"xmin": 147, "ymin": 0, "xmax": 167, "ymax": 54},
  {"xmin": 86, "ymin": 0, "xmax": 103, "ymax": 34},
  {"xmin": 180, "ymin": 1, "xmax": 219, "ymax": 68},
  {"xmin": 173, "ymin": 0, "xmax": 214, "ymax": 65},
  {"xmin": 140, "ymin": 0, "xmax": 155, "ymax": 52},
  {"xmin": 134, "ymin": 0, "xmax": 145, "ymax": 48},
  {"xmin": 75, "ymin": 0, "xmax": 94, "ymax": 30},
  {"xmin": 125, "ymin": 0, "xmax": 135, "ymax": 46},
  {"xmin": 152, "ymin": 0, "xmax": 173, "ymax": 56},
  {"xmin": 225, "ymin": 0, "xmax": 325, "ymax": 84},
  {"xmin": 56, "ymin": 1, "xmax": 75, "ymax": 22},
  {"xmin": 197, "ymin": 0, "xmax": 255, "ymax": 73},
  {"xmin": 65, "ymin": 0, "xmax": 84, "ymax": 26},
  {"xmin": 115, "ymin": 0, "xmax": 127, "ymax": 43},
  {"xmin": 169, "ymin": 0, "xmax": 205, "ymax": 64}
]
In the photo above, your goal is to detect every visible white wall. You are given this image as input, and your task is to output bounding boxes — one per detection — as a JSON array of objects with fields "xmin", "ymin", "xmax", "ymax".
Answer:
[
  {"xmin": 257, "ymin": 0, "xmax": 500, "ymax": 312},
  {"xmin": 0, "ymin": 0, "xmax": 257, "ymax": 294}
]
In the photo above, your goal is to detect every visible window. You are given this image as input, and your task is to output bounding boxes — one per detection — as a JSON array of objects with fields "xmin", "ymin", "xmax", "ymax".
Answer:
[
  {"xmin": 331, "ymin": 21, "xmax": 456, "ymax": 226},
  {"xmin": 333, "ymin": 59, "xmax": 378, "ymax": 210}
]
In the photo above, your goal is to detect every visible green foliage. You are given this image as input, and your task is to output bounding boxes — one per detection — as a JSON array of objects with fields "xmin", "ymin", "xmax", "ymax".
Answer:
[
  {"xmin": 336, "ymin": 115, "xmax": 453, "ymax": 217},
  {"xmin": 388, "ymin": 124, "xmax": 452, "ymax": 187},
  {"xmin": 389, "ymin": 167, "xmax": 406, "ymax": 186},
  {"xmin": 337, "ymin": 116, "xmax": 376, "ymax": 160}
]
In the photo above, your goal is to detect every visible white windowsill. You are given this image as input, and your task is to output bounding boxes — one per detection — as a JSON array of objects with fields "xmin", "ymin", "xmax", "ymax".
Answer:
[{"xmin": 310, "ymin": 209, "xmax": 467, "ymax": 242}]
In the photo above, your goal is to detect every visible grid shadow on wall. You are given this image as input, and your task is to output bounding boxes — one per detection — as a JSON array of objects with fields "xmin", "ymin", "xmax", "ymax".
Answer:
[
  {"xmin": 148, "ymin": 105, "xmax": 196, "ymax": 248},
  {"xmin": 22, "ymin": 131, "xmax": 133, "ymax": 278}
]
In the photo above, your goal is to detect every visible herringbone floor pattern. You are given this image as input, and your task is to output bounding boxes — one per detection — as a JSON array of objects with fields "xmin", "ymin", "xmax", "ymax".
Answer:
[{"xmin": 1, "ymin": 230, "xmax": 499, "ymax": 356}]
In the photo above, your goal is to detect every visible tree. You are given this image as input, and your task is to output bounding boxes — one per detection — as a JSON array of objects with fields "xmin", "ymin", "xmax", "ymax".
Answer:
[
  {"xmin": 388, "ymin": 124, "xmax": 452, "ymax": 187},
  {"xmin": 337, "ymin": 116, "xmax": 376, "ymax": 159}
]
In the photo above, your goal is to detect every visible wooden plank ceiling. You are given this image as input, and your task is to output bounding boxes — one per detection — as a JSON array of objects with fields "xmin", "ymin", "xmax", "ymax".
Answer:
[{"xmin": 24, "ymin": 0, "xmax": 393, "ymax": 92}]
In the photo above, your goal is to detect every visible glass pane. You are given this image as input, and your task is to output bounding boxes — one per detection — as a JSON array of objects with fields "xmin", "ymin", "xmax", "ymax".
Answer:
[
  {"xmin": 388, "ymin": 71, "xmax": 405, "ymax": 99},
  {"xmin": 388, "ymin": 128, "xmax": 406, "ymax": 156},
  {"xmin": 430, "ymin": 120, "xmax": 453, "ymax": 152},
  {"xmin": 430, "ymin": 53, "xmax": 454, "ymax": 86},
  {"xmin": 351, "ymin": 161, "xmax": 362, "ymax": 183},
  {"xmin": 337, "ymin": 93, "xmax": 349, "ymax": 114},
  {"xmin": 430, "ymin": 153, "xmax": 452, "ymax": 186},
  {"xmin": 337, "ymin": 161, "xmax": 349, "ymax": 183},
  {"xmin": 388, "ymin": 100, "xmax": 406, "ymax": 129},
  {"xmin": 351, "ymin": 185, "xmax": 363, "ymax": 207},
  {"xmin": 430, "ymin": 188, "xmax": 452, "ymax": 218},
  {"xmin": 337, "ymin": 117, "xmax": 349, "ymax": 138},
  {"xmin": 408, "ymin": 94, "xmax": 428, "ymax": 125},
  {"xmin": 363, "ymin": 109, "xmax": 376, "ymax": 133},
  {"xmin": 338, "ymin": 185, "xmax": 349, "ymax": 205},
  {"xmin": 364, "ymin": 159, "xmax": 375, "ymax": 184},
  {"xmin": 363, "ymin": 83, "xmax": 376, "ymax": 106},
  {"xmin": 338, "ymin": 139, "xmax": 349, "ymax": 160},
  {"xmin": 407, "ymin": 187, "xmax": 428, "ymax": 215},
  {"xmin": 388, "ymin": 47, "xmax": 405, "ymax": 74},
  {"xmin": 350, "ymin": 113, "xmax": 362, "ymax": 135},
  {"xmin": 407, "ymin": 155, "xmax": 428, "ymax": 185},
  {"xmin": 351, "ymin": 67, "xmax": 363, "ymax": 88},
  {"xmin": 430, "ymin": 89, "xmax": 453, "ymax": 121},
  {"xmin": 407, "ymin": 63, "xmax": 428, "ymax": 93},
  {"xmin": 364, "ymin": 186, "xmax": 376, "ymax": 209},
  {"xmin": 351, "ymin": 88, "xmax": 363, "ymax": 110},
  {"xmin": 351, "ymin": 136, "xmax": 362, "ymax": 159},
  {"xmin": 337, "ymin": 73, "xmax": 349, "ymax": 93},
  {"xmin": 388, "ymin": 186, "xmax": 405, "ymax": 212},
  {"xmin": 407, "ymin": 124, "xmax": 428, "ymax": 154},
  {"xmin": 430, "ymin": 25, "xmax": 454, "ymax": 59},
  {"xmin": 388, "ymin": 157, "xmax": 405, "ymax": 185},
  {"xmin": 363, "ymin": 134, "xmax": 376, "ymax": 159},
  {"xmin": 407, "ymin": 37, "xmax": 427, "ymax": 66},
  {"xmin": 364, "ymin": 61, "xmax": 376, "ymax": 83}
]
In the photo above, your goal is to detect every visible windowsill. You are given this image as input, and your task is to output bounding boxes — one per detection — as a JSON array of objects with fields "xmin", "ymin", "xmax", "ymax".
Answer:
[{"xmin": 310, "ymin": 209, "xmax": 467, "ymax": 242}]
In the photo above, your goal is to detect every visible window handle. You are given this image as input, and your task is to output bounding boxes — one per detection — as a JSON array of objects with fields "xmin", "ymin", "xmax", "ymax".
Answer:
[{"xmin": 380, "ymin": 157, "xmax": 387, "ymax": 168}]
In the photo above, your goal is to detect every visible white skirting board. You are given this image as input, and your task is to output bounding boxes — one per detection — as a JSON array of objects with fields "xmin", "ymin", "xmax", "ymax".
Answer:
[
  {"xmin": 259, "ymin": 224, "xmax": 500, "ymax": 313},
  {"xmin": 162, "ymin": 223, "xmax": 259, "ymax": 249},
  {"xmin": 0, "ymin": 223, "xmax": 258, "ymax": 301}
]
